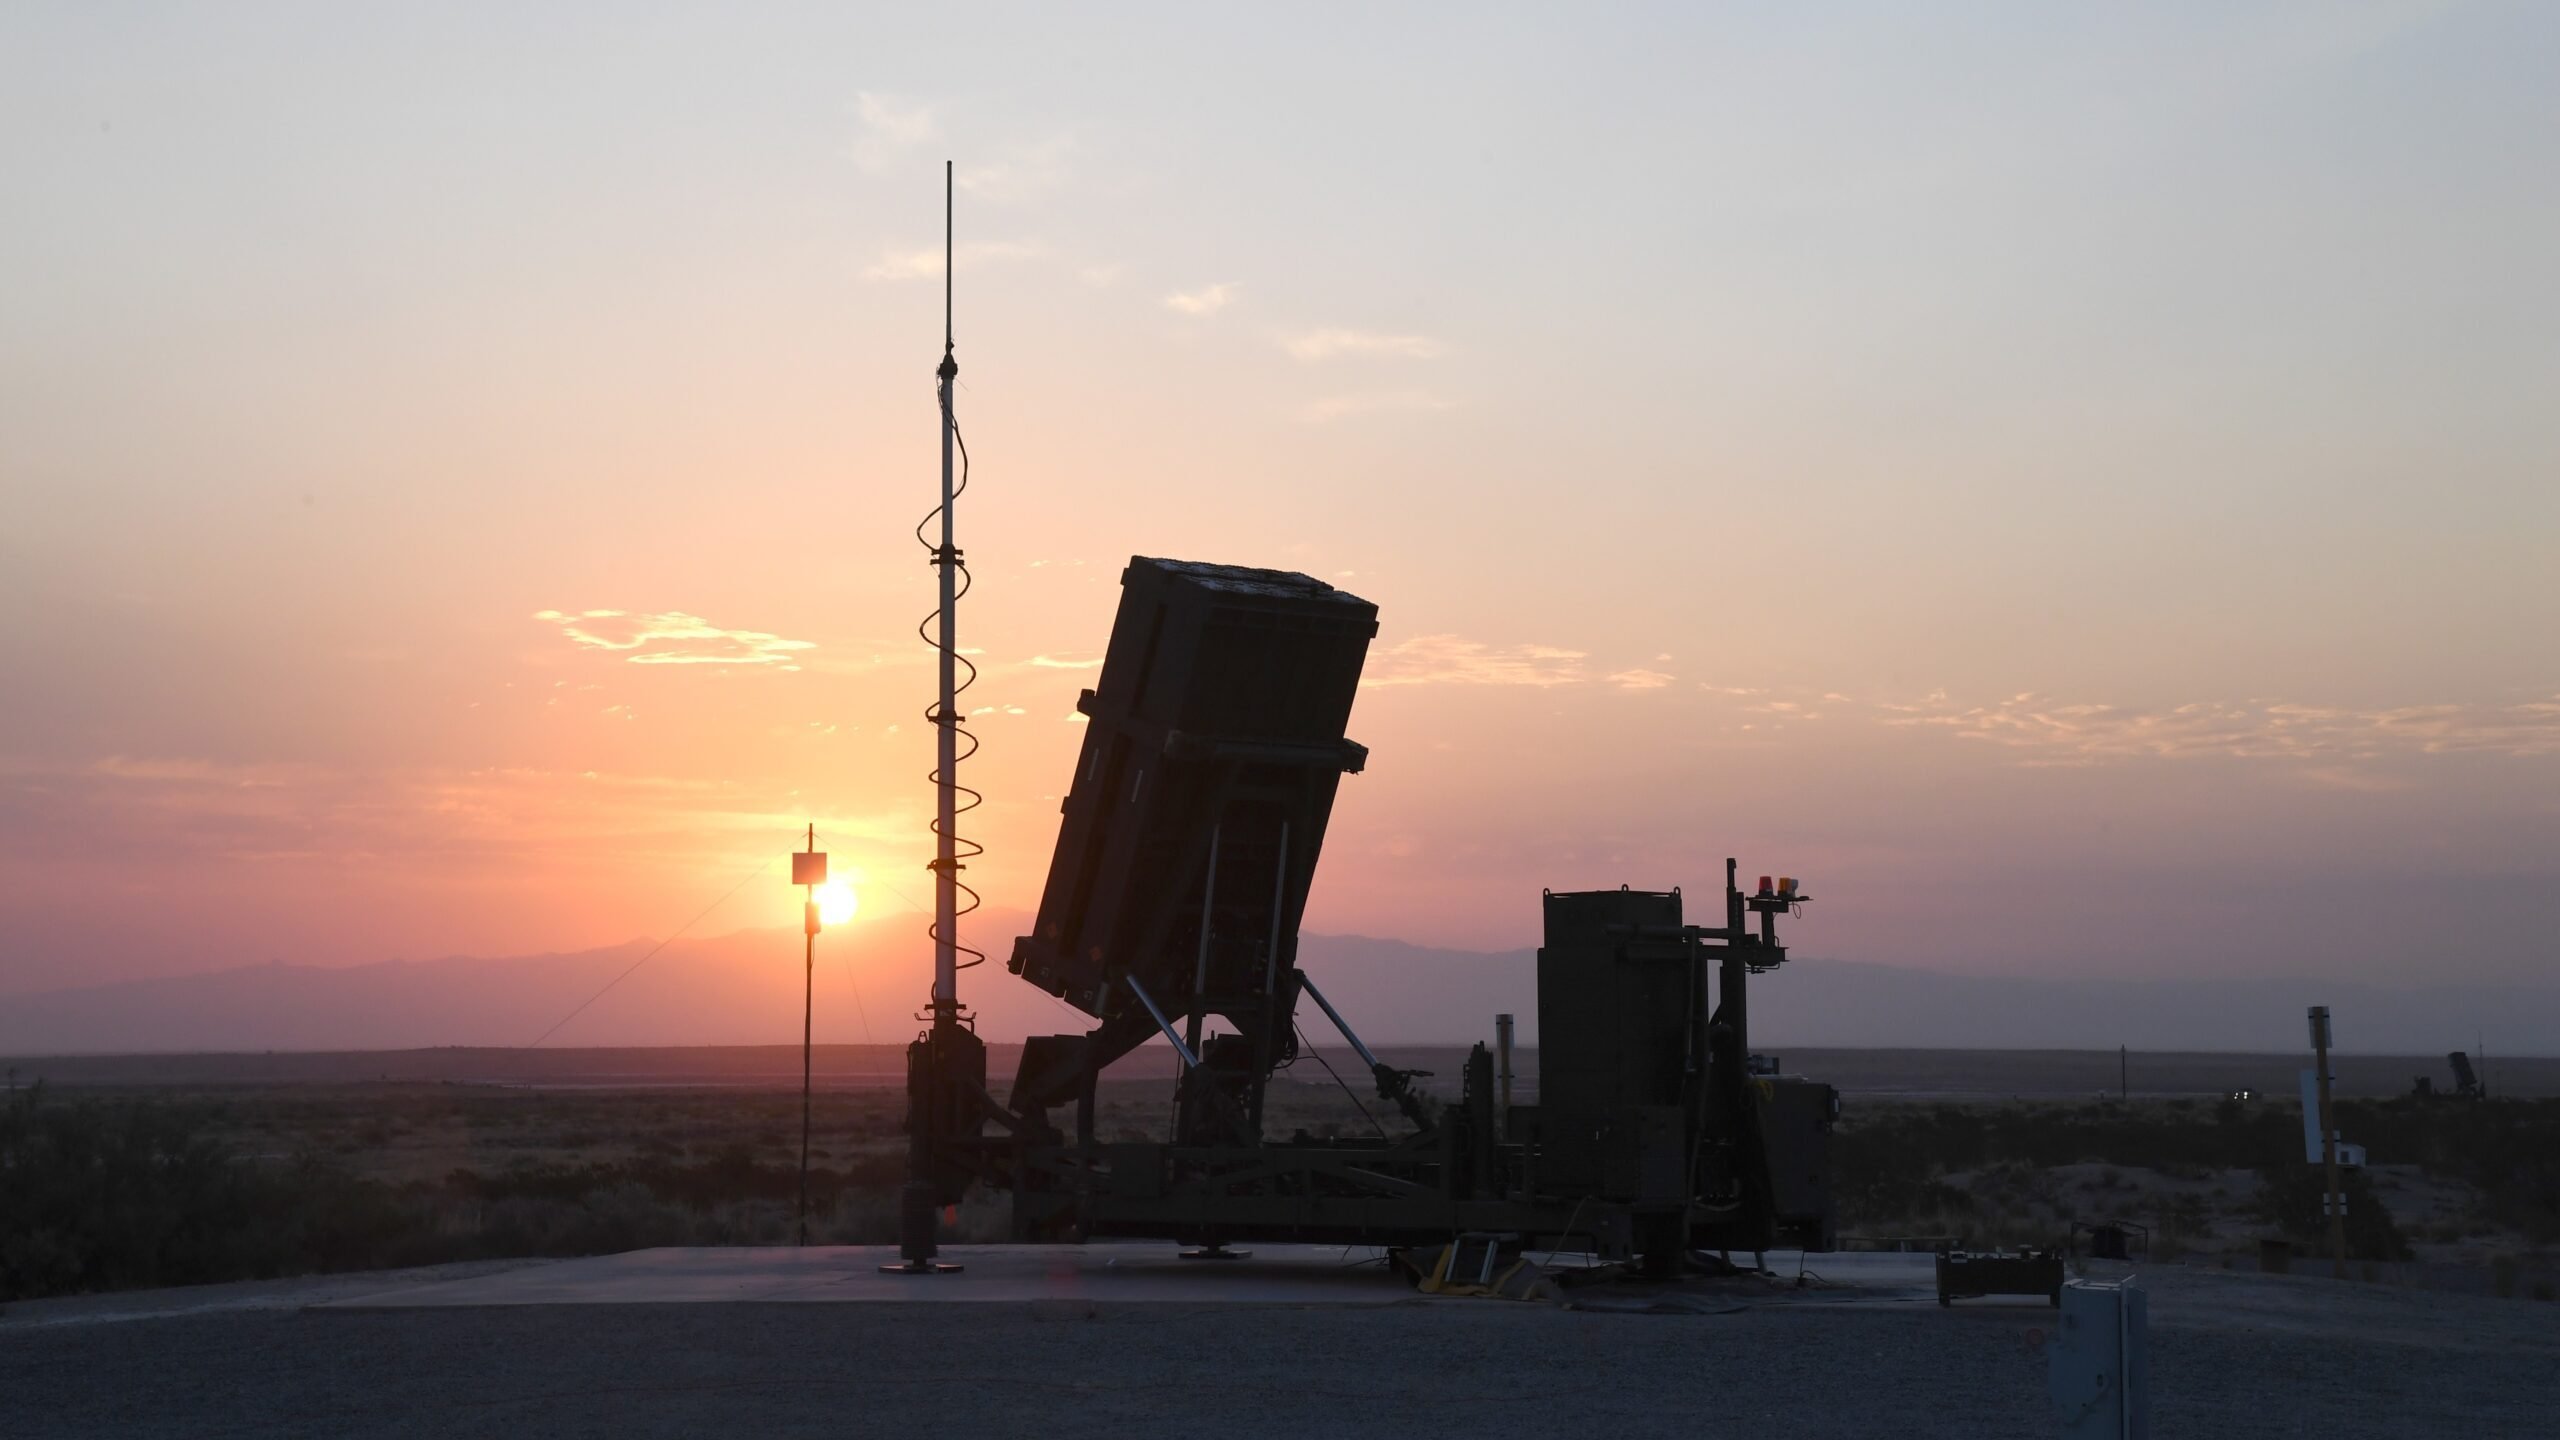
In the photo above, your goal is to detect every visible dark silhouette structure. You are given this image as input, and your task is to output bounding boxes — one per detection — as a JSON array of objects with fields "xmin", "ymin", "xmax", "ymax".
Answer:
[{"xmin": 892, "ymin": 557, "xmax": 1838, "ymax": 1271}]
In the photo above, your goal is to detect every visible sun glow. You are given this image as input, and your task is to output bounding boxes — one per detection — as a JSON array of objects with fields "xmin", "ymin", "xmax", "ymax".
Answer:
[{"xmin": 814, "ymin": 877, "xmax": 859, "ymax": 927}]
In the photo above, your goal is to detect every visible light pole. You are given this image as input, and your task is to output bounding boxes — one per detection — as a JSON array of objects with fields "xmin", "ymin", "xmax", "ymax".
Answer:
[{"xmin": 793, "ymin": 825, "xmax": 827, "ymax": 1247}]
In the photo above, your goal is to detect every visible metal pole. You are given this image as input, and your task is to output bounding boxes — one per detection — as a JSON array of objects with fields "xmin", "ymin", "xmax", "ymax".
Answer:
[
  {"xmin": 885, "ymin": 161, "xmax": 968, "ymax": 1278},
  {"xmin": 1297, "ymin": 971, "xmax": 1382, "ymax": 1072},
  {"xmin": 932, "ymin": 160, "xmax": 959, "ymax": 1017},
  {"xmin": 1263, "ymin": 821, "xmax": 1289, "ymax": 1000},
  {"xmin": 1251, "ymin": 820, "xmax": 1289, "ymax": 1139},
  {"xmin": 799, "ymin": 823, "xmax": 814, "ymax": 1247},
  {"xmin": 1187, "ymin": 823, "xmax": 1220, "ymax": 1058},
  {"xmin": 1128, "ymin": 976, "xmax": 1202, "ymax": 1069},
  {"xmin": 1495, "ymin": 1013, "xmax": 1514, "ymax": 1140},
  {"xmin": 800, "ymin": 926, "xmax": 813, "ymax": 1245},
  {"xmin": 2310, "ymin": 1006, "xmax": 2345, "ymax": 1278}
]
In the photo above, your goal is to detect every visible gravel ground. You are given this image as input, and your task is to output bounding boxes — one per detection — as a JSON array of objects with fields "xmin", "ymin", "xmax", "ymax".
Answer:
[{"xmin": 3, "ymin": 1264, "xmax": 2547, "ymax": 1438}]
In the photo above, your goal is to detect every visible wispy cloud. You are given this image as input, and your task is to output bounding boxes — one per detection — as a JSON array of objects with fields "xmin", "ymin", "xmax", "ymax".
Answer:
[
  {"xmin": 2289, "ymin": 765, "xmax": 2417, "ymax": 794},
  {"xmin": 1282, "ymin": 329, "xmax": 1448, "ymax": 361},
  {"xmin": 533, "ymin": 611, "xmax": 815, "ymax": 669},
  {"xmin": 1606, "ymin": 669, "xmax": 1676, "ymax": 691},
  {"xmin": 89, "ymin": 755, "xmax": 318, "ymax": 790},
  {"xmin": 1363, "ymin": 635, "xmax": 1586, "ymax": 688},
  {"xmin": 1164, "ymin": 283, "xmax": 1237, "ymax": 316},
  {"xmin": 1879, "ymin": 691, "xmax": 2560, "ymax": 763},
  {"xmin": 9, "ymin": 756, "xmax": 910, "ymax": 873},
  {"xmin": 862, "ymin": 240, "xmax": 1046, "ymax": 282},
  {"xmin": 849, "ymin": 92, "xmax": 937, "ymax": 172},
  {"xmin": 1298, "ymin": 390, "xmax": 1462, "ymax": 424},
  {"xmin": 1028, "ymin": 653, "xmax": 1104, "ymax": 669}
]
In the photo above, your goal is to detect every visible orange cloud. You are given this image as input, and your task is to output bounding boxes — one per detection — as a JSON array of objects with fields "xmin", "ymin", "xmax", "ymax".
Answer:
[
  {"xmin": 1164, "ymin": 283, "xmax": 1237, "ymax": 316},
  {"xmin": 1364, "ymin": 635, "xmax": 1586, "ymax": 688},
  {"xmin": 1606, "ymin": 668, "xmax": 1676, "ymax": 691},
  {"xmin": 35, "ymin": 755, "xmax": 911, "ymax": 873},
  {"xmin": 1282, "ymin": 328, "xmax": 1448, "ymax": 361},
  {"xmin": 861, "ymin": 240, "xmax": 1045, "ymax": 282},
  {"xmin": 533, "ymin": 610, "xmax": 814, "ymax": 669}
]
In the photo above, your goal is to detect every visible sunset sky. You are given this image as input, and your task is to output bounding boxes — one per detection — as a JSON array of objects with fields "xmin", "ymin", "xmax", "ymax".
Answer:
[{"xmin": 4, "ymin": 3, "xmax": 2555, "ymax": 1014}]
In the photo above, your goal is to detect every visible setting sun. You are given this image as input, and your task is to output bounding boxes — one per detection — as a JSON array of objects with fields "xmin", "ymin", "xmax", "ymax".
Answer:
[{"xmin": 814, "ymin": 878, "xmax": 859, "ymax": 928}]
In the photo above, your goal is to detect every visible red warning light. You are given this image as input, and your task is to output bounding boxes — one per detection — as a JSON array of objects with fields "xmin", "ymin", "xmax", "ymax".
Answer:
[{"xmin": 1756, "ymin": 875, "xmax": 1774, "ymax": 896}]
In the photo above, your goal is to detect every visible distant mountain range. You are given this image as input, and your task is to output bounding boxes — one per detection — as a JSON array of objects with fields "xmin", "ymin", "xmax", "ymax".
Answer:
[{"xmin": 1, "ymin": 919, "xmax": 2550, "ymax": 1057}]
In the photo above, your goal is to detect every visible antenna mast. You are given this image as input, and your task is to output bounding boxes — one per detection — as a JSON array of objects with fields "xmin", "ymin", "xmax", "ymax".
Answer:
[
  {"xmin": 888, "ymin": 160, "xmax": 977, "ymax": 1276},
  {"xmin": 931, "ymin": 159, "xmax": 961, "ymax": 1017}
]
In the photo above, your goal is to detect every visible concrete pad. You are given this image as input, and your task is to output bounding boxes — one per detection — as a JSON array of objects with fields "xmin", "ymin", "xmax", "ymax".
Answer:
[
  {"xmin": 0, "ymin": 1259, "xmax": 554, "ymax": 1331},
  {"xmin": 319, "ymin": 1243, "xmax": 1952, "ymax": 1312},
  {"xmin": 321, "ymin": 1242, "xmax": 1435, "ymax": 1309}
]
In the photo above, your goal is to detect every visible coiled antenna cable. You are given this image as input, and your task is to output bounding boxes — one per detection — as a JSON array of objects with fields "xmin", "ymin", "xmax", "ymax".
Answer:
[{"xmin": 916, "ymin": 407, "xmax": 986, "ymax": 976}]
